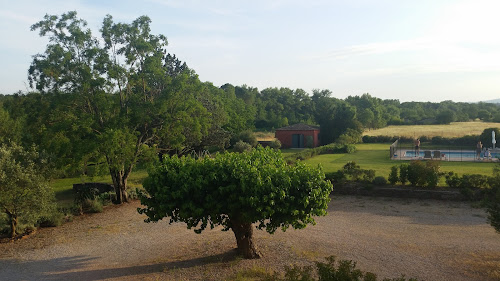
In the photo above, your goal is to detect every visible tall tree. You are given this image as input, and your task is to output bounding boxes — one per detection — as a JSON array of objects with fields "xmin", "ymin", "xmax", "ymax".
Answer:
[{"xmin": 29, "ymin": 12, "xmax": 211, "ymax": 203}]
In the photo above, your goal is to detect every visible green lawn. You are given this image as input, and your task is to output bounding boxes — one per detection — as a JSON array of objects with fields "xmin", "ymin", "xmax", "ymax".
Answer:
[
  {"xmin": 303, "ymin": 143, "xmax": 497, "ymax": 180},
  {"xmin": 50, "ymin": 169, "xmax": 149, "ymax": 207}
]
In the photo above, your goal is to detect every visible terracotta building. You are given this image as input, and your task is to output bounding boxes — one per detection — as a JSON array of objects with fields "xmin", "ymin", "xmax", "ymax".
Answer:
[{"xmin": 275, "ymin": 124, "xmax": 320, "ymax": 148}]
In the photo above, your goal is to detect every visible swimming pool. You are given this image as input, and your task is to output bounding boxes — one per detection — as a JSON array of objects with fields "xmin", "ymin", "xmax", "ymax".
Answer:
[{"xmin": 404, "ymin": 150, "xmax": 499, "ymax": 159}]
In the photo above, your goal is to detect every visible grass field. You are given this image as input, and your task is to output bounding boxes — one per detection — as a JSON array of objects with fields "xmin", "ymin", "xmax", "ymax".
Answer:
[
  {"xmin": 50, "ymin": 169, "xmax": 148, "ymax": 207},
  {"xmin": 364, "ymin": 121, "xmax": 500, "ymax": 138},
  {"xmin": 303, "ymin": 143, "xmax": 497, "ymax": 181}
]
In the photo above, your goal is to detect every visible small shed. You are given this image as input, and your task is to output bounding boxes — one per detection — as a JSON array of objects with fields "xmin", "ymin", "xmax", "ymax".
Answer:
[{"xmin": 275, "ymin": 124, "xmax": 320, "ymax": 149}]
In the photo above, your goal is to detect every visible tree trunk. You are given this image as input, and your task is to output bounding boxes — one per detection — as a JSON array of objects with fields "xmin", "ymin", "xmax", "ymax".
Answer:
[
  {"xmin": 5, "ymin": 210, "xmax": 17, "ymax": 238},
  {"xmin": 110, "ymin": 168, "xmax": 129, "ymax": 204},
  {"xmin": 230, "ymin": 220, "xmax": 262, "ymax": 259}
]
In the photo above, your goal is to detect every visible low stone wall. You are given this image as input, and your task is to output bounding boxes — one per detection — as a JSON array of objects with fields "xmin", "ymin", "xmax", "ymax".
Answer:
[{"xmin": 334, "ymin": 183, "xmax": 465, "ymax": 201}]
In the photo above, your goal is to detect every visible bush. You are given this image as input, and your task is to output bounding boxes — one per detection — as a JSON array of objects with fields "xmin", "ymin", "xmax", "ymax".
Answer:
[
  {"xmin": 399, "ymin": 164, "xmax": 409, "ymax": 185},
  {"xmin": 264, "ymin": 255, "xmax": 417, "ymax": 281},
  {"xmin": 231, "ymin": 130, "xmax": 258, "ymax": 147},
  {"xmin": 407, "ymin": 161, "xmax": 441, "ymax": 187},
  {"xmin": 362, "ymin": 135, "xmax": 397, "ymax": 143},
  {"xmin": 363, "ymin": 169, "xmax": 376, "ymax": 183},
  {"xmin": 233, "ymin": 140, "xmax": 253, "ymax": 153},
  {"xmin": 373, "ymin": 176, "xmax": 387, "ymax": 186},
  {"xmin": 37, "ymin": 210, "xmax": 65, "ymax": 227},
  {"xmin": 444, "ymin": 172, "xmax": 461, "ymax": 188},
  {"xmin": 80, "ymin": 199, "xmax": 103, "ymax": 213},
  {"xmin": 337, "ymin": 128, "xmax": 362, "ymax": 145},
  {"xmin": 269, "ymin": 139, "xmax": 282, "ymax": 149},
  {"xmin": 325, "ymin": 171, "xmax": 347, "ymax": 185},
  {"xmin": 388, "ymin": 166, "xmax": 399, "ymax": 185},
  {"xmin": 342, "ymin": 162, "xmax": 376, "ymax": 183},
  {"xmin": 285, "ymin": 143, "xmax": 356, "ymax": 163}
]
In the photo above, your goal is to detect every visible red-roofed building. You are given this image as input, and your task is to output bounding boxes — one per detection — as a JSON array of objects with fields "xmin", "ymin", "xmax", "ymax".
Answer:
[{"xmin": 275, "ymin": 124, "xmax": 320, "ymax": 148}]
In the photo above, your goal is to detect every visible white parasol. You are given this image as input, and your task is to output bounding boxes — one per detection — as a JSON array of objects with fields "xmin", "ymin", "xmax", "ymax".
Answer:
[{"xmin": 493, "ymin": 131, "xmax": 496, "ymax": 149}]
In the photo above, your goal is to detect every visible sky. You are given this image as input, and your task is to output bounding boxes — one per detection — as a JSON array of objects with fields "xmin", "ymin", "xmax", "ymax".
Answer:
[{"xmin": 1, "ymin": 0, "xmax": 499, "ymax": 103}]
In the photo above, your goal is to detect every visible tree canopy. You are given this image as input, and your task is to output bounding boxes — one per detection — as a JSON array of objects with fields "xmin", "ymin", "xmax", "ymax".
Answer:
[
  {"xmin": 27, "ymin": 11, "xmax": 224, "ymax": 203},
  {"xmin": 139, "ymin": 147, "xmax": 333, "ymax": 258},
  {"xmin": 0, "ymin": 143, "xmax": 55, "ymax": 237}
]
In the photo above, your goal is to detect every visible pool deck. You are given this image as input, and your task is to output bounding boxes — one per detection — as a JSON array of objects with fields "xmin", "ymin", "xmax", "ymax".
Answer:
[{"xmin": 391, "ymin": 149, "xmax": 500, "ymax": 162}]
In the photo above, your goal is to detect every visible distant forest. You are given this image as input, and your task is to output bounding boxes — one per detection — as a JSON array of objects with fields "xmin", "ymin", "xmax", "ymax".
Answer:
[{"xmin": 2, "ymin": 79, "xmax": 499, "ymax": 148}]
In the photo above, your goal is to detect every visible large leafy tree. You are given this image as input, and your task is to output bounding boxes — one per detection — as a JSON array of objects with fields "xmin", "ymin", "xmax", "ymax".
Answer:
[
  {"xmin": 0, "ymin": 144, "xmax": 55, "ymax": 238},
  {"xmin": 29, "ymin": 12, "xmax": 212, "ymax": 203},
  {"xmin": 139, "ymin": 147, "xmax": 333, "ymax": 258}
]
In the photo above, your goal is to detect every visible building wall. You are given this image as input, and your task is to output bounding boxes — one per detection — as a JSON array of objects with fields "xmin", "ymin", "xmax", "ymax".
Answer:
[{"xmin": 275, "ymin": 130, "xmax": 320, "ymax": 149}]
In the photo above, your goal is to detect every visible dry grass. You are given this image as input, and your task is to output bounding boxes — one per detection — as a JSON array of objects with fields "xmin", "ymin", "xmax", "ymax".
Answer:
[
  {"xmin": 364, "ymin": 122, "xmax": 500, "ymax": 138},
  {"xmin": 254, "ymin": 132, "xmax": 276, "ymax": 141}
]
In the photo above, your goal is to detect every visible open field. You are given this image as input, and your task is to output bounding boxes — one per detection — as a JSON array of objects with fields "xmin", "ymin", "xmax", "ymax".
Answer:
[
  {"xmin": 304, "ymin": 143, "xmax": 497, "ymax": 180},
  {"xmin": 363, "ymin": 122, "xmax": 500, "ymax": 138},
  {"xmin": 1, "ymin": 196, "xmax": 498, "ymax": 281}
]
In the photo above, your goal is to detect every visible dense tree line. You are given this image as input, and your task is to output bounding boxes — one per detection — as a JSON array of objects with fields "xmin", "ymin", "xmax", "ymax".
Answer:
[{"xmin": 1, "ymin": 11, "xmax": 500, "ymax": 202}]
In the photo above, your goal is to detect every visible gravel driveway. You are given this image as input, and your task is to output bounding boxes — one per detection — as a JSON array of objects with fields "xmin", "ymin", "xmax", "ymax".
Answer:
[{"xmin": 1, "ymin": 195, "xmax": 499, "ymax": 281}]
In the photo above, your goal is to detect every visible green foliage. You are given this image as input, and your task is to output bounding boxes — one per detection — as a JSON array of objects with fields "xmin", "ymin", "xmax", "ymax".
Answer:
[
  {"xmin": 80, "ymin": 199, "xmax": 104, "ymax": 213},
  {"xmin": 269, "ymin": 139, "xmax": 282, "ymax": 149},
  {"xmin": 139, "ymin": 146, "xmax": 332, "ymax": 247},
  {"xmin": 388, "ymin": 166, "xmax": 399, "ymax": 185},
  {"xmin": 342, "ymin": 161, "xmax": 375, "ymax": 183},
  {"xmin": 232, "ymin": 130, "xmax": 258, "ymax": 147},
  {"xmin": 407, "ymin": 161, "xmax": 441, "ymax": 187},
  {"xmin": 285, "ymin": 143, "xmax": 356, "ymax": 163},
  {"xmin": 325, "ymin": 171, "xmax": 347, "ymax": 185},
  {"xmin": 373, "ymin": 176, "xmax": 387, "ymax": 186},
  {"xmin": 337, "ymin": 128, "xmax": 363, "ymax": 145},
  {"xmin": 479, "ymin": 128, "xmax": 500, "ymax": 148},
  {"xmin": 0, "ymin": 143, "xmax": 56, "ymax": 237},
  {"xmin": 445, "ymin": 172, "xmax": 491, "ymax": 200},
  {"xmin": 436, "ymin": 109, "xmax": 456, "ymax": 124},
  {"xmin": 28, "ymin": 11, "xmax": 225, "ymax": 203},
  {"xmin": 37, "ymin": 210, "xmax": 65, "ymax": 227},
  {"xmin": 399, "ymin": 164, "xmax": 409, "ymax": 185},
  {"xmin": 264, "ymin": 255, "xmax": 418, "ymax": 281},
  {"xmin": 233, "ymin": 141, "xmax": 253, "ymax": 153}
]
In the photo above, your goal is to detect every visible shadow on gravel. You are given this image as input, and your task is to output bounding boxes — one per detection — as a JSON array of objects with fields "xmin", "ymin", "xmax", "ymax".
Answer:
[
  {"xmin": 0, "ymin": 250, "xmax": 240, "ymax": 280},
  {"xmin": 0, "ymin": 256, "xmax": 97, "ymax": 280}
]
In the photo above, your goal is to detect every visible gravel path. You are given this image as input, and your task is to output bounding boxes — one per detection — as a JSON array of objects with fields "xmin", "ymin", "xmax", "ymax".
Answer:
[{"xmin": 1, "ymin": 195, "xmax": 499, "ymax": 281}]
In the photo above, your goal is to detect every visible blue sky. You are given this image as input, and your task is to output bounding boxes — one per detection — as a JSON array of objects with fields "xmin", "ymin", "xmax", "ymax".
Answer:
[{"xmin": 1, "ymin": 0, "xmax": 499, "ymax": 102}]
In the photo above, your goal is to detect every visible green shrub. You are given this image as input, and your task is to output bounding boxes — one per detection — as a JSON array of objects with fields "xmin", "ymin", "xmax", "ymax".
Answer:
[
  {"xmin": 263, "ymin": 255, "xmax": 417, "ymax": 281},
  {"xmin": 388, "ymin": 166, "xmax": 399, "ymax": 185},
  {"xmin": 407, "ymin": 161, "xmax": 441, "ymax": 187},
  {"xmin": 233, "ymin": 140, "xmax": 253, "ymax": 153},
  {"xmin": 445, "ymin": 172, "xmax": 461, "ymax": 188},
  {"xmin": 80, "ymin": 199, "xmax": 103, "ymax": 213},
  {"xmin": 231, "ymin": 130, "xmax": 258, "ymax": 147},
  {"xmin": 269, "ymin": 140, "xmax": 282, "ymax": 149},
  {"xmin": 363, "ymin": 169, "xmax": 376, "ymax": 183},
  {"xmin": 373, "ymin": 176, "xmax": 387, "ymax": 186},
  {"xmin": 285, "ymin": 143, "xmax": 356, "ymax": 163},
  {"xmin": 399, "ymin": 164, "xmax": 409, "ymax": 185},
  {"xmin": 37, "ymin": 210, "xmax": 65, "ymax": 227},
  {"xmin": 325, "ymin": 171, "xmax": 346, "ymax": 185}
]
